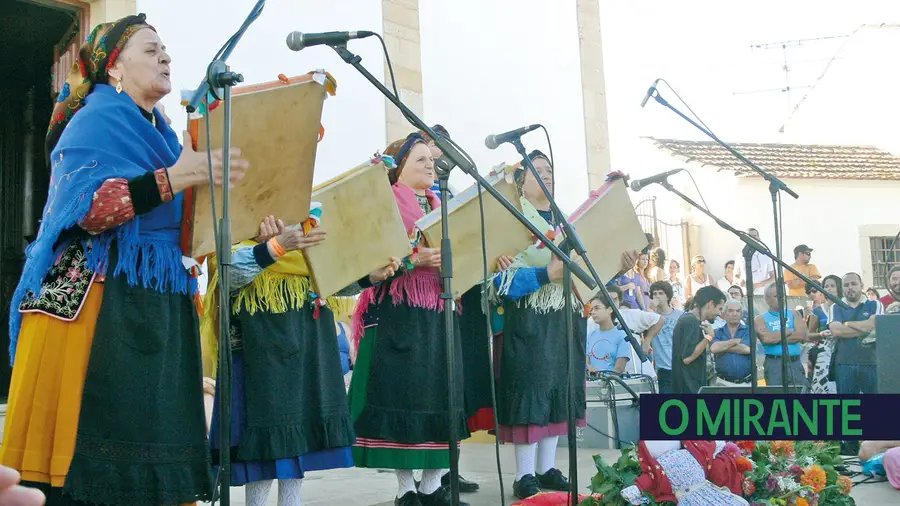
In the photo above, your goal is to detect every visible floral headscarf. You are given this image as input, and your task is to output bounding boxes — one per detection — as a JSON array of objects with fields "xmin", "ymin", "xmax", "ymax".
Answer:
[{"xmin": 46, "ymin": 13, "xmax": 153, "ymax": 159}]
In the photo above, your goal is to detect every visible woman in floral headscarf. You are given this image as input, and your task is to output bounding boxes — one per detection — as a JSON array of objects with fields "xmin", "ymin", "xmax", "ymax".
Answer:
[
  {"xmin": 0, "ymin": 14, "xmax": 248, "ymax": 505},
  {"xmin": 348, "ymin": 133, "xmax": 469, "ymax": 506}
]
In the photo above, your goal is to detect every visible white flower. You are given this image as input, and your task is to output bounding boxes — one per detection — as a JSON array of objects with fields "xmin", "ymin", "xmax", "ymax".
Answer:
[
  {"xmin": 776, "ymin": 476, "xmax": 802, "ymax": 493},
  {"xmin": 800, "ymin": 456, "xmax": 814, "ymax": 468}
]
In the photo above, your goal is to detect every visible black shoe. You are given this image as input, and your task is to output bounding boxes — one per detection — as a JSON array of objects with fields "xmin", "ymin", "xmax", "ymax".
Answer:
[
  {"xmin": 536, "ymin": 468, "xmax": 570, "ymax": 491},
  {"xmin": 396, "ymin": 491, "xmax": 423, "ymax": 506},
  {"xmin": 513, "ymin": 474, "xmax": 541, "ymax": 499},
  {"xmin": 441, "ymin": 473, "xmax": 480, "ymax": 493},
  {"xmin": 419, "ymin": 487, "xmax": 470, "ymax": 506}
]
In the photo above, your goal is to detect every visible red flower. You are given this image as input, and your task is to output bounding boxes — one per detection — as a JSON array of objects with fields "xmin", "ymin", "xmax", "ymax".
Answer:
[
  {"xmin": 735, "ymin": 440, "xmax": 756, "ymax": 454},
  {"xmin": 56, "ymin": 112, "xmax": 66, "ymax": 123},
  {"xmin": 735, "ymin": 456, "xmax": 754, "ymax": 473}
]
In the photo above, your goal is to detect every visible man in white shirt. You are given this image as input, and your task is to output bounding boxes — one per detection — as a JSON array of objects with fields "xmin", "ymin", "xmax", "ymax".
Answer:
[
  {"xmin": 587, "ymin": 286, "xmax": 663, "ymax": 376},
  {"xmin": 733, "ymin": 228, "xmax": 775, "ymax": 296}
]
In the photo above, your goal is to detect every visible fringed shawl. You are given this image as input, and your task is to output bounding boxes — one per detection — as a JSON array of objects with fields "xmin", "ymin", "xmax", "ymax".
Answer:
[
  {"xmin": 10, "ymin": 85, "xmax": 185, "ymax": 364},
  {"xmin": 350, "ymin": 182, "xmax": 445, "ymax": 350},
  {"xmin": 200, "ymin": 241, "xmax": 356, "ymax": 378},
  {"xmin": 489, "ymin": 196, "xmax": 574, "ymax": 313}
]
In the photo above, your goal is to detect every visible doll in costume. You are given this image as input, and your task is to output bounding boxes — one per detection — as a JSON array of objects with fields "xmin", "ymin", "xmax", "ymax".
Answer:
[{"xmin": 621, "ymin": 441, "xmax": 748, "ymax": 505}]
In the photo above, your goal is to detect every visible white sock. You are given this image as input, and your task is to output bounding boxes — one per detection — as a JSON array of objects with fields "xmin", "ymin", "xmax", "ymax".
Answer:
[
  {"xmin": 246, "ymin": 479, "xmax": 274, "ymax": 506},
  {"xmin": 536, "ymin": 436, "xmax": 559, "ymax": 475},
  {"xmin": 396, "ymin": 470, "xmax": 417, "ymax": 498},
  {"xmin": 277, "ymin": 478, "xmax": 303, "ymax": 506},
  {"xmin": 515, "ymin": 443, "xmax": 537, "ymax": 480},
  {"xmin": 419, "ymin": 469, "xmax": 445, "ymax": 495}
]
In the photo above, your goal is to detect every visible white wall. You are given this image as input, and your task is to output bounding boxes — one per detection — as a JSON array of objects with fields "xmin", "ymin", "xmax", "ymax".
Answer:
[
  {"xmin": 419, "ymin": 0, "xmax": 589, "ymax": 212},
  {"xmin": 138, "ymin": 0, "xmax": 387, "ymax": 185}
]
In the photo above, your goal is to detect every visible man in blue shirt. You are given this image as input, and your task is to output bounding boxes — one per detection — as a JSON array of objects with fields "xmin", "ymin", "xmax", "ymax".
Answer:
[
  {"xmin": 711, "ymin": 299, "xmax": 752, "ymax": 385},
  {"xmin": 648, "ymin": 281, "xmax": 684, "ymax": 393},
  {"xmin": 587, "ymin": 295, "xmax": 631, "ymax": 373},
  {"xmin": 829, "ymin": 272, "xmax": 883, "ymax": 394},
  {"xmin": 754, "ymin": 283, "xmax": 809, "ymax": 391}
]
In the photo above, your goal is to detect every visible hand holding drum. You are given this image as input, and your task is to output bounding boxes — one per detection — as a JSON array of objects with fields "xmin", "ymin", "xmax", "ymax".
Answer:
[{"xmin": 167, "ymin": 130, "xmax": 250, "ymax": 194}]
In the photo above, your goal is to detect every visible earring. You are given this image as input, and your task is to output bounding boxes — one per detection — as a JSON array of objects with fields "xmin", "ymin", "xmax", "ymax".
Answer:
[{"xmin": 115, "ymin": 80, "xmax": 123, "ymax": 94}]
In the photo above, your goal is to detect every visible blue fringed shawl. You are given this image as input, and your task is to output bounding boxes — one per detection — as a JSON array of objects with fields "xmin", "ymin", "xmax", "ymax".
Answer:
[{"xmin": 9, "ymin": 84, "xmax": 187, "ymax": 364}]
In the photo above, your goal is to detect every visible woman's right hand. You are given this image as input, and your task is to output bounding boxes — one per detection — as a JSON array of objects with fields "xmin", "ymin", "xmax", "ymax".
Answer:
[
  {"xmin": 274, "ymin": 227, "xmax": 327, "ymax": 253},
  {"xmin": 496, "ymin": 255, "xmax": 515, "ymax": 272},
  {"xmin": 621, "ymin": 282, "xmax": 636, "ymax": 291},
  {"xmin": 368, "ymin": 257, "xmax": 402, "ymax": 283},
  {"xmin": 168, "ymin": 130, "xmax": 250, "ymax": 194}
]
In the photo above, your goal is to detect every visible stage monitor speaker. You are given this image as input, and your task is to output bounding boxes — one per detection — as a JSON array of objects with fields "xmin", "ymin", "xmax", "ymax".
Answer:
[{"xmin": 876, "ymin": 314, "xmax": 900, "ymax": 394}]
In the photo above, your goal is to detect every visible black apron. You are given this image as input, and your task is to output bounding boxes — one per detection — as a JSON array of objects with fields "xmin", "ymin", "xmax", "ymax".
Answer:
[
  {"xmin": 496, "ymin": 301, "xmax": 587, "ymax": 426},
  {"xmin": 64, "ymin": 258, "xmax": 212, "ymax": 506},
  {"xmin": 353, "ymin": 279, "xmax": 470, "ymax": 443},
  {"xmin": 235, "ymin": 303, "xmax": 355, "ymax": 461}
]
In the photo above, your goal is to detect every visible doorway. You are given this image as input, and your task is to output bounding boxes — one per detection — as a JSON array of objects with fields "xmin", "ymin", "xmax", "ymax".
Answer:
[{"xmin": 0, "ymin": 0, "xmax": 87, "ymax": 400}]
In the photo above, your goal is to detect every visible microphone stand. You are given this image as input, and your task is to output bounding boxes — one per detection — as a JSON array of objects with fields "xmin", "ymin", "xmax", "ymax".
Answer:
[
  {"xmin": 653, "ymin": 179, "xmax": 848, "ymax": 393},
  {"xmin": 650, "ymin": 89, "xmax": 799, "ymax": 393},
  {"xmin": 185, "ymin": 2, "xmax": 263, "ymax": 505},
  {"xmin": 512, "ymin": 143, "xmax": 648, "ymax": 506},
  {"xmin": 328, "ymin": 43, "xmax": 596, "ymax": 506}
]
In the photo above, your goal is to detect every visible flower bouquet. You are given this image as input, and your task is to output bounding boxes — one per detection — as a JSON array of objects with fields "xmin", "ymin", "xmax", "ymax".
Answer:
[
  {"xmin": 582, "ymin": 441, "xmax": 855, "ymax": 506},
  {"xmin": 738, "ymin": 440, "xmax": 855, "ymax": 506}
]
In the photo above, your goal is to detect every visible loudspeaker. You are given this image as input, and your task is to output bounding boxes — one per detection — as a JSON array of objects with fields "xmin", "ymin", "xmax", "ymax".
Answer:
[
  {"xmin": 559, "ymin": 375, "xmax": 655, "ymax": 449},
  {"xmin": 876, "ymin": 314, "xmax": 900, "ymax": 394}
]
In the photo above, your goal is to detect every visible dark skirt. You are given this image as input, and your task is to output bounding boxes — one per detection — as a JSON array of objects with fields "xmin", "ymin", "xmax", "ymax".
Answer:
[
  {"xmin": 496, "ymin": 301, "xmax": 587, "ymax": 428},
  {"xmin": 62, "ymin": 271, "xmax": 212, "ymax": 506},
  {"xmin": 209, "ymin": 352, "xmax": 353, "ymax": 486},
  {"xmin": 212, "ymin": 304, "xmax": 355, "ymax": 464},
  {"xmin": 350, "ymin": 283, "xmax": 470, "ymax": 469},
  {"xmin": 458, "ymin": 287, "xmax": 497, "ymax": 431}
]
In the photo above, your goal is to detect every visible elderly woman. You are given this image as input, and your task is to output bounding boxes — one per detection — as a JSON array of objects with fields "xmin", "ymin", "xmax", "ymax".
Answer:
[
  {"xmin": 489, "ymin": 151, "xmax": 585, "ymax": 500},
  {"xmin": 348, "ymin": 134, "xmax": 469, "ymax": 506},
  {"xmin": 202, "ymin": 212, "xmax": 399, "ymax": 506},
  {"xmin": 0, "ymin": 14, "xmax": 247, "ymax": 505}
]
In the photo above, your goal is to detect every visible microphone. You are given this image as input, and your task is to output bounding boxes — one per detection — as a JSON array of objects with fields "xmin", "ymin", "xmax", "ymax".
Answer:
[
  {"xmin": 484, "ymin": 124, "xmax": 541, "ymax": 150},
  {"xmin": 285, "ymin": 30, "xmax": 375, "ymax": 51},
  {"xmin": 629, "ymin": 168, "xmax": 684, "ymax": 192},
  {"xmin": 640, "ymin": 78, "xmax": 660, "ymax": 108}
]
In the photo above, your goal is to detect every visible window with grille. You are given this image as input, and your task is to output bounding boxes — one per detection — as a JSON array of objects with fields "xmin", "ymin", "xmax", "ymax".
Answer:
[{"xmin": 870, "ymin": 236, "xmax": 900, "ymax": 288}]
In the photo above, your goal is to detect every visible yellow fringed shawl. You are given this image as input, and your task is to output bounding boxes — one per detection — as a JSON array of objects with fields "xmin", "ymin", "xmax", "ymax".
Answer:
[{"xmin": 199, "ymin": 240, "xmax": 356, "ymax": 378}]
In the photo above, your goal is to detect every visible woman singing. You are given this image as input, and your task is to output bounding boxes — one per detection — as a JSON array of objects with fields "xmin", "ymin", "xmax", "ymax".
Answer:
[
  {"xmin": 1, "ymin": 14, "xmax": 248, "ymax": 505},
  {"xmin": 489, "ymin": 151, "xmax": 586, "ymax": 500},
  {"xmin": 202, "ymin": 211, "xmax": 399, "ymax": 506},
  {"xmin": 348, "ymin": 134, "xmax": 469, "ymax": 506}
]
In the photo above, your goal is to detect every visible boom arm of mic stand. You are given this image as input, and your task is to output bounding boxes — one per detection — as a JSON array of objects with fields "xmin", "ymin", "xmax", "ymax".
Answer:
[
  {"xmin": 328, "ymin": 43, "xmax": 595, "ymax": 289},
  {"xmin": 651, "ymin": 92, "xmax": 798, "ymax": 200},
  {"xmin": 657, "ymin": 181, "xmax": 848, "ymax": 311}
]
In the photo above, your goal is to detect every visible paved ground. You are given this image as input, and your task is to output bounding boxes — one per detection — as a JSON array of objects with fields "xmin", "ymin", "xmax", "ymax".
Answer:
[{"xmin": 202, "ymin": 442, "xmax": 898, "ymax": 505}]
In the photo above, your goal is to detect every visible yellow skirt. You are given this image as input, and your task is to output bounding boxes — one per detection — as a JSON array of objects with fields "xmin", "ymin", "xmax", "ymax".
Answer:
[
  {"xmin": 0, "ymin": 284, "xmax": 196, "ymax": 506},
  {"xmin": 0, "ymin": 285, "xmax": 103, "ymax": 487}
]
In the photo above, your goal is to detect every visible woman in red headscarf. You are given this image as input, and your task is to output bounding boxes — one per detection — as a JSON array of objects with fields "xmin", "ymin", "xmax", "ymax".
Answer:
[{"xmin": 1, "ymin": 13, "xmax": 248, "ymax": 506}]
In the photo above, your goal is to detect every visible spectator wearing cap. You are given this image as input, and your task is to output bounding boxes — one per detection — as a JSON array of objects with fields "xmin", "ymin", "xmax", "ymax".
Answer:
[
  {"xmin": 783, "ymin": 244, "xmax": 821, "ymax": 297},
  {"xmin": 418, "ymin": 124, "xmax": 455, "ymax": 201}
]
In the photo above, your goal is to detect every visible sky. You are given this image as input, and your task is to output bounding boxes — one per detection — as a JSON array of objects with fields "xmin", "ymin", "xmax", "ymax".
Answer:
[{"xmin": 598, "ymin": 0, "xmax": 900, "ymax": 177}]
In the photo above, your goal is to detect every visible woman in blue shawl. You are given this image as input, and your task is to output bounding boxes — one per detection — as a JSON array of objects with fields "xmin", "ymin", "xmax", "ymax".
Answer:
[{"xmin": 0, "ymin": 14, "xmax": 247, "ymax": 506}]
